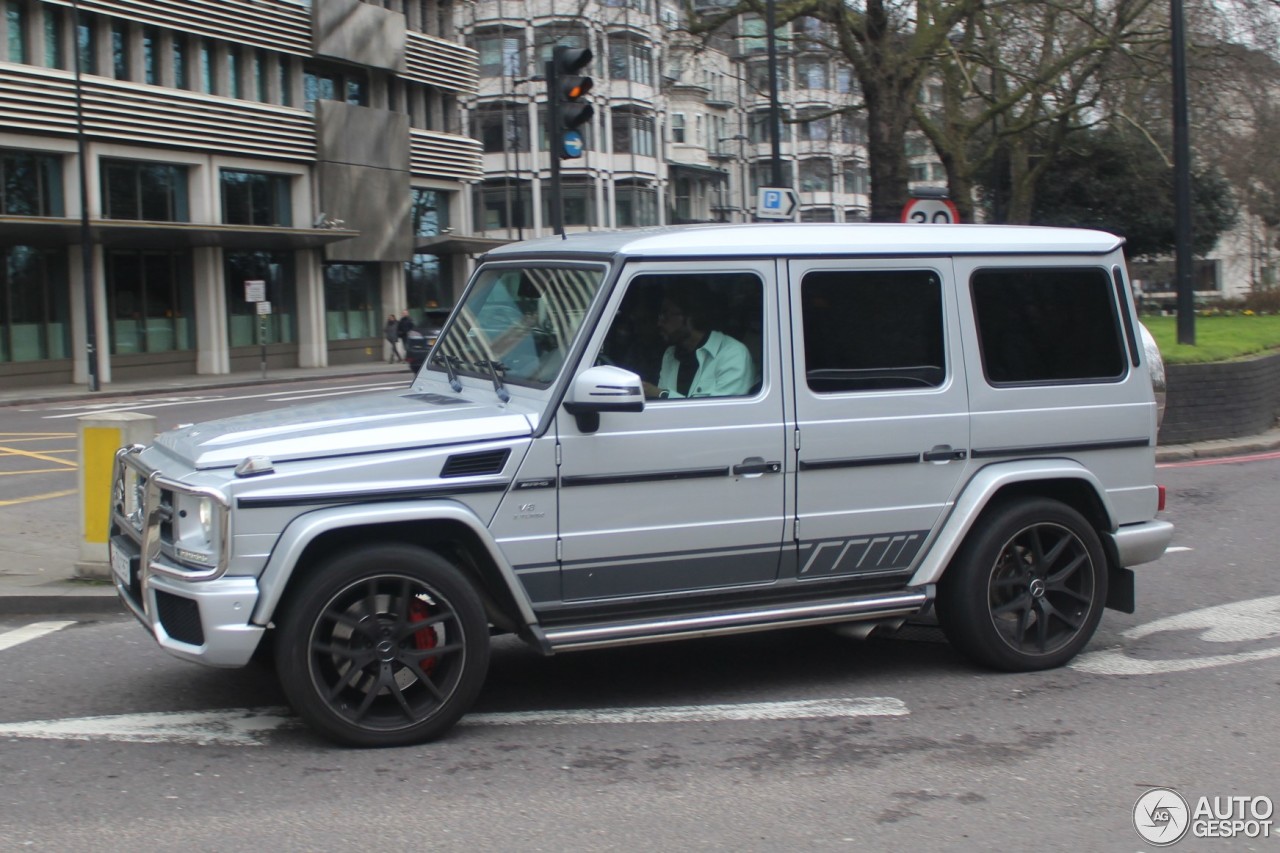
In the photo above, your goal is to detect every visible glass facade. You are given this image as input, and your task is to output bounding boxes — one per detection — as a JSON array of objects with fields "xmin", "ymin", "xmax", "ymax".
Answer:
[
  {"xmin": 221, "ymin": 169, "xmax": 292, "ymax": 226},
  {"xmin": 225, "ymin": 251, "xmax": 296, "ymax": 347},
  {"xmin": 407, "ymin": 188, "xmax": 452, "ymax": 316},
  {"xmin": 106, "ymin": 249, "xmax": 195, "ymax": 355},
  {"xmin": 0, "ymin": 247, "xmax": 70, "ymax": 363},
  {"xmin": 1, "ymin": 150, "xmax": 64, "ymax": 216},
  {"xmin": 102, "ymin": 159, "xmax": 189, "ymax": 221},
  {"xmin": 324, "ymin": 263, "xmax": 379, "ymax": 341}
]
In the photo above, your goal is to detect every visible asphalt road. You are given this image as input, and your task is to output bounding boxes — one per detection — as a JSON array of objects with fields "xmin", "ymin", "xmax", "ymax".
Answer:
[{"xmin": 0, "ymin": 428, "xmax": 1277, "ymax": 850}]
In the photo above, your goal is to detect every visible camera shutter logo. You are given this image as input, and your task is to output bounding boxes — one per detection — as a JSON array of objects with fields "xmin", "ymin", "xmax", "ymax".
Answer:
[{"xmin": 1134, "ymin": 787, "xmax": 1191, "ymax": 845}]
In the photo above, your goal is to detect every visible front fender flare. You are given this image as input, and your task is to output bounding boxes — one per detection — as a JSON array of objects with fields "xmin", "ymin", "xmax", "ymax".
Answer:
[
  {"xmin": 249, "ymin": 500, "xmax": 538, "ymax": 629},
  {"xmin": 907, "ymin": 459, "xmax": 1116, "ymax": 588}
]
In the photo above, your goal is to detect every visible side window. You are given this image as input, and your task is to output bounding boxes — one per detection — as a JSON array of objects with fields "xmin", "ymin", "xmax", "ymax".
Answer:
[
  {"xmin": 971, "ymin": 267, "xmax": 1125, "ymax": 385},
  {"xmin": 599, "ymin": 272, "xmax": 763, "ymax": 400},
  {"xmin": 801, "ymin": 269, "xmax": 945, "ymax": 393}
]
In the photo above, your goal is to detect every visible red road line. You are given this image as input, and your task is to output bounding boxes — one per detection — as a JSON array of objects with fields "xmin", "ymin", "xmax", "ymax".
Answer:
[{"xmin": 1159, "ymin": 448, "xmax": 1280, "ymax": 468}]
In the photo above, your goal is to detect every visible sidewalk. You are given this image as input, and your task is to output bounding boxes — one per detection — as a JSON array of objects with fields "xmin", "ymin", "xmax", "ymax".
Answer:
[{"xmin": 1, "ymin": 365, "xmax": 1278, "ymax": 615}]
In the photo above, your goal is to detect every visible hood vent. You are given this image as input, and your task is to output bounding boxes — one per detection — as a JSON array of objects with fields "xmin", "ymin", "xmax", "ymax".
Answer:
[{"xmin": 441, "ymin": 448, "xmax": 511, "ymax": 478}]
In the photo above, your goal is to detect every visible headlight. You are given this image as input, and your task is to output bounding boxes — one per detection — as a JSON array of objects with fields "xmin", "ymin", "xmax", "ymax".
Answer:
[{"xmin": 174, "ymin": 493, "xmax": 220, "ymax": 566}]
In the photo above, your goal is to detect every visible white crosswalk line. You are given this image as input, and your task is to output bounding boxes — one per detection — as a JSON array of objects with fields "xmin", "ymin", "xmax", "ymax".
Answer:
[{"xmin": 0, "ymin": 621, "xmax": 75, "ymax": 653}]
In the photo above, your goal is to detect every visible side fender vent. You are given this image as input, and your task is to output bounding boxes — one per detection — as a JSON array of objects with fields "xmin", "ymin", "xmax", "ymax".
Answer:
[{"xmin": 441, "ymin": 448, "xmax": 511, "ymax": 478}]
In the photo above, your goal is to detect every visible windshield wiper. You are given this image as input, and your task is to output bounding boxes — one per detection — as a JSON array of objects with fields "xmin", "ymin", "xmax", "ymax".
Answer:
[
  {"xmin": 432, "ymin": 352, "xmax": 463, "ymax": 393},
  {"xmin": 474, "ymin": 359, "xmax": 510, "ymax": 404}
]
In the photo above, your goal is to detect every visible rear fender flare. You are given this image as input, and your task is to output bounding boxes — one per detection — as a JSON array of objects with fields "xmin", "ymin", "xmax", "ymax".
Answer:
[{"xmin": 908, "ymin": 459, "xmax": 1116, "ymax": 588}]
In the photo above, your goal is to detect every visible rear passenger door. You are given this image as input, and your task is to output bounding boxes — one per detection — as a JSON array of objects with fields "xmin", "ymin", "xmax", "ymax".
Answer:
[{"xmin": 787, "ymin": 259, "xmax": 971, "ymax": 586}]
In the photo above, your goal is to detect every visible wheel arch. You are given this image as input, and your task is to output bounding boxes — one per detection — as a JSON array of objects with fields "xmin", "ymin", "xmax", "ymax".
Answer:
[
  {"xmin": 251, "ymin": 501, "xmax": 539, "ymax": 642},
  {"xmin": 909, "ymin": 459, "xmax": 1117, "ymax": 588}
]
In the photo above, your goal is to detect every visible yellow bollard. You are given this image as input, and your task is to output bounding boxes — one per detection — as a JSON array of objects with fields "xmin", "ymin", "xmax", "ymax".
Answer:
[{"xmin": 76, "ymin": 412, "xmax": 155, "ymax": 579}]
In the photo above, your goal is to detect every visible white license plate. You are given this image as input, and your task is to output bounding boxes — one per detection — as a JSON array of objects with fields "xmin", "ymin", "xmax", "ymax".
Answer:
[{"xmin": 110, "ymin": 541, "xmax": 132, "ymax": 583}]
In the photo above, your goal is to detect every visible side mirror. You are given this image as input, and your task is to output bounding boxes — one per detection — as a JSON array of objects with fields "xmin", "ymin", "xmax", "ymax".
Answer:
[{"xmin": 563, "ymin": 365, "xmax": 645, "ymax": 432}]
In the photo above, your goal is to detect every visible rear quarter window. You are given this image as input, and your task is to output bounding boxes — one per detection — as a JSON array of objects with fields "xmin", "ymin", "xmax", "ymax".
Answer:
[{"xmin": 971, "ymin": 266, "xmax": 1126, "ymax": 385}]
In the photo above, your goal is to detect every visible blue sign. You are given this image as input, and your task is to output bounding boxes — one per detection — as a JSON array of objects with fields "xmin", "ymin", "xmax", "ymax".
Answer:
[
  {"xmin": 756, "ymin": 186, "xmax": 798, "ymax": 220},
  {"xmin": 562, "ymin": 131, "xmax": 584, "ymax": 159}
]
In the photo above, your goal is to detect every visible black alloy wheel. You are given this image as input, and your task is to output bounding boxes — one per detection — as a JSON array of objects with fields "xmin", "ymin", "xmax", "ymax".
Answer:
[
  {"xmin": 275, "ymin": 544, "xmax": 490, "ymax": 747},
  {"xmin": 937, "ymin": 498, "xmax": 1107, "ymax": 672}
]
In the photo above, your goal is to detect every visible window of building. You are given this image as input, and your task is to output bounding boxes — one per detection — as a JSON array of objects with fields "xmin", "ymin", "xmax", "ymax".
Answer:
[
  {"xmin": 1, "ymin": 150, "xmax": 64, "ymax": 216},
  {"xmin": 323, "ymin": 263, "xmax": 380, "ymax": 341},
  {"xmin": 909, "ymin": 162, "xmax": 930, "ymax": 182},
  {"xmin": 673, "ymin": 176, "xmax": 692, "ymax": 221},
  {"xmin": 6, "ymin": 0, "xmax": 27, "ymax": 63},
  {"xmin": 110, "ymin": 19, "xmax": 128, "ymax": 80},
  {"xmin": 798, "ymin": 158, "xmax": 832, "ymax": 192},
  {"xmin": 345, "ymin": 74, "xmax": 367, "ymax": 106},
  {"xmin": 227, "ymin": 46, "xmax": 243, "ymax": 98},
  {"xmin": 612, "ymin": 110, "xmax": 655, "ymax": 156},
  {"xmin": 534, "ymin": 25, "xmax": 588, "ymax": 63},
  {"xmin": 797, "ymin": 57, "xmax": 827, "ymax": 90},
  {"xmin": 476, "ymin": 102, "xmax": 528, "ymax": 153},
  {"xmin": 800, "ymin": 207, "xmax": 836, "ymax": 222},
  {"xmin": 842, "ymin": 161, "xmax": 868, "ymax": 195},
  {"xmin": 836, "ymin": 66, "xmax": 854, "ymax": 95},
  {"xmin": 671, "ymin": 112, "xmax": 685, "ymax": 144},
  {"xmin": 615, "ymin": 182, "xmax": 657, "ymax": 227},
  {"xmin": 278, "ymin": 57, "xmax": 292, "ymax": 106},
  {"xmin": 608, "ymin": 37, "xmax": 652, "ymax": 86},
  {"xmin": 221, "ymin": 170, "xmax": 292, "ymax": 226},
  {"xmin": 841, "ymin": 114, "xmax": 867, "ymax": 145},
  {"xmin": 540, "ymin": 178, "xmax": 595, "ymax": 226},
  {"xmin": 0, "ymin": 246, "xmax": 70, "ymax": 362},
  {"xmin": 172, "ymin": 34, "xmax": 187, "ymax": 89},
  {"xmin": 748, "ymin": 60, "xmax": 788, "ymax": 93},
  {"xmin": 225, "ymin": 251, "xmax": 295, "ymax": 348},
  {"xmin": 75, "ymin": 13, "xmax": 95, "ymax": 73},
  {"xmin": 797, "ymin": 109, "xmax": 830, "ymax": 142},
  {"xmin": 142, "ymin": 26, "xmax": 158, "ymax": 84},
  {"xmin": 407, "ymin": 188, "xmax": 452, "ymax": 313},
  {"xmin": 474, "ymin": 31, "xmax": 523, "ymax": 77},
  {"xmin": 106, "ymin": 249, "xmax": 195, "ymax": 355},
  {"xmin": 199, "ymin": 39, "xmax": 214, "ymax": 94},
  {"xmin": 43, "ymin": 5, "xmax": 63, "ymax": 68},
  {"xmin": 971, "ymin": 267, "xmax": 1126, "ymax": 385},
  {"xmin": 474, "ymin": 178, "xmax": 532, "ymax": 231},
  {"xmin": 254, "ymin": 50, "xmax": 269, "ymax": 102},
  {"xmin": 801, "ymin": 269, "xmax": 945, "ymax": 393},
  {"xmin": 102, "ymin": 159, "xmax": 189, "ymax": 222},
  {"xmin": 411, "ymin": 186, "xmax": 449, "ymax": 237}
]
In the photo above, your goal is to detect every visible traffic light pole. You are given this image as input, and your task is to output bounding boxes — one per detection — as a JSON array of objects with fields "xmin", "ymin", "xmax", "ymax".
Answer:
[{"xmin": 546, "ymin": 57, "xmax": 565, "ymax": 237}]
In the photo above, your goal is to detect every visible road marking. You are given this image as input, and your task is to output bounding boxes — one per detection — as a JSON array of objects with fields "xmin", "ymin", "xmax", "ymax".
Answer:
[
  {"xmin": 0, "ymin": 697, "xmax": 909, "ymax": 746},
  {"xmin": 38, "ymin": 382, "xmax": 410, "ymax": 420},
  {"xmin": 1072, "ymin": 595, "xmax": 1280, "ymax": 675},
  {"xmin": 0, "ymin": 621, "xmax": 75, "ymax": 653},
  {"xmin": 461, "ymin": 697, "xmax": 910, "ymax": 727},
  {"xmin": 0, "ymin": 446, "xmax": 77, "ymax": 467},
  {"xmin": 0, "ymin": 433, "xmax": 75, "ymax": 441},
  {"xmin": 1165, "ymin": 546, "xmax": 1192, "ymax": 553},
  {"xmin": 0, "ymin": 468, "xmax": 77, "ymax": 476},
  {"xmin": 266, "ymin": 384, "xmax": 406, "ymax": 402},
  {"xmin": 0, "ymin": 489, "xmax": 78, "ymax": 507}
]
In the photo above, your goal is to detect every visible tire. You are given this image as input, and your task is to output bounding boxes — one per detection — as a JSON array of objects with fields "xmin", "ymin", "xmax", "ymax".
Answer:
[
  {"xmin": 936, "ymin": 498, "xmax": 1107, "ymax": 672},
  {"xmin": 275, "ymin": 544, "xmax": 490, "ymax": 747}
]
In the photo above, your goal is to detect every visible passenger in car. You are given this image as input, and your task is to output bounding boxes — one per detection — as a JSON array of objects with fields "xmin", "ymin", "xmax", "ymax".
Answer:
[{"xmin": 643, "ymin": 286, "xmax": 754, "ymax": 399}]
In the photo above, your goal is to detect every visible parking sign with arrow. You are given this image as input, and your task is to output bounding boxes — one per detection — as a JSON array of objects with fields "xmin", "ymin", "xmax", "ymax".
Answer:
[{"xmin": 756, "ymin": 187, "xmax": 798, "ymax": 220}]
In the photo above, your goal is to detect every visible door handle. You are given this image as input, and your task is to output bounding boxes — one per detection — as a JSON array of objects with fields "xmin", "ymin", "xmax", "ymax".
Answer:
[
  {"xmin": 733, "ymin": 457, "xmax": 782, "ymax": 476},
  {"xmin": 922, "ymin": 445, "xmax": 967, "ymax": 462}
]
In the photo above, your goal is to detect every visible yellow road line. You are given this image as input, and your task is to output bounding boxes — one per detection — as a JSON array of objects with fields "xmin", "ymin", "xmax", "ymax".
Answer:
[
  {"xmin": 0, "ymin": 436, "xmax": 76, "ymax": 443},
  {"xmin": 0, "ymin": 433, "xmax": 75, "ymax": 438},
  {"xmin": 0, "ymin": 446, "xmax": 78, "ymax": 467},
  {"xmin": 0, "ymin": 468, "xmax": 77, "ymax": 476},
  {"xmin": 0, "ymin": 489, "xmax": 77, "ymax": 507}
]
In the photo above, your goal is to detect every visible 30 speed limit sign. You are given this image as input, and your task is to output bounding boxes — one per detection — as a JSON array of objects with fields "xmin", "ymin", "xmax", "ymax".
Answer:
[{"xmin": 901, "ymin": 196, "xmax": 960, "ymax": 224}]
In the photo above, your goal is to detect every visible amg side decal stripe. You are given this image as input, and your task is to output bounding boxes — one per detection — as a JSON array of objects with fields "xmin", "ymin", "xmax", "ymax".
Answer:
[
  {"xmin": 798, "ymin": 453, "xmax": 922, "ymax": 471},
  {"xmin": 560, "ymin": 466, "xmax": 731, "ymax": 488},
  {"xmin": 970, "ymin": 437, "xmax": 1150, "ymax": 459},
  {"xmin": 236, "ymin": 482, "xmax": 510, "ymax": 509}
]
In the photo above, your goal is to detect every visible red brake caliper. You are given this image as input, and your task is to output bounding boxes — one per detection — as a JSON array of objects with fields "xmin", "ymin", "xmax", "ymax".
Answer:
[{"xmin": 409, "ymin": 597, "xmax": 439, "ymax": 675}]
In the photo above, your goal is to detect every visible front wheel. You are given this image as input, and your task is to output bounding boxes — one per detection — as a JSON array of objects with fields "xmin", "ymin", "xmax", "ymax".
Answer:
[
  {"xmin": 275, "ymin": 544, "xmax": 490, "ymax": 747},
  {"xmin": 936, "ymin": 499, "xmax": 1107, "ymax": 672}
]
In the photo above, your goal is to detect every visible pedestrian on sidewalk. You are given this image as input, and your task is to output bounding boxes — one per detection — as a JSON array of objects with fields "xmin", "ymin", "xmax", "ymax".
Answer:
[{"xmin": 385, "ymin": 314, "xmax": 403, "ymax": 363}]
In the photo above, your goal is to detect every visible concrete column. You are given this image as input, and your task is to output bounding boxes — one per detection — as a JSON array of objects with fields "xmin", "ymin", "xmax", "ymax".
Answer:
[
  {"xmin": 77, "ymin": 412, "xmax": 156, "ymax": 579},
  {"xmin": 194, "ymin": 247, "xmax": 229, "ymax": 374},
  {"xmin": 296, "ymin": 249, "xmax": 327, "ymax": 368},
  {"xmin": 382, "ymin": 261, "xmax": 406, "ymax": 361}
]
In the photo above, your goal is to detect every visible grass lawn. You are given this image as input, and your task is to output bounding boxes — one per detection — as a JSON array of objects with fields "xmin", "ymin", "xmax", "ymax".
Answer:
[{"xmin": 1140, "ymin": 314, "xmax": 1280, "ymax": 364}]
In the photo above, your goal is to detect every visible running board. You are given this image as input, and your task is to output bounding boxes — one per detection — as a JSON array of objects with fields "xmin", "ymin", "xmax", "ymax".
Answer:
[{"xmin": 542, "ymin": 589, "xmax": 930, "ymax": 652}]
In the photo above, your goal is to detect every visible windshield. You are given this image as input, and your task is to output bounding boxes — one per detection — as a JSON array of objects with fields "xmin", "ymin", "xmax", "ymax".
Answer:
[{"xmin": 429, "ymin": 264, "xmax": 606, "ymax": 390}]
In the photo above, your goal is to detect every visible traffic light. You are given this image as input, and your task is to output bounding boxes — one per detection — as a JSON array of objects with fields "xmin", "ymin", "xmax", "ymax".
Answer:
[{"xmin": 547, "ymin": 45, "xmax": 594, "ymax": 160}]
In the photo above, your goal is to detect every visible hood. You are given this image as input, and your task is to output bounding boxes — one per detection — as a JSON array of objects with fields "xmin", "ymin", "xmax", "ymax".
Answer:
[{"xmin": 152, "ymin": 388, "xmax": 534, "ymax": 470}]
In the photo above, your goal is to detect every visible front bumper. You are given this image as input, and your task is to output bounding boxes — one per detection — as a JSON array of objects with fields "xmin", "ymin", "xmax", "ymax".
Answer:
[{"xmin": 112, "ymin": 533, "xmax": 264, "ymax": 667}]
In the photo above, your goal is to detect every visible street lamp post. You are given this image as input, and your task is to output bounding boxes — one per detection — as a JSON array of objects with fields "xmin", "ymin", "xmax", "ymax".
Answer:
[
  {"xmin": 1171, "ymin": 0, "xmax": 1195, "ymax": 345},
  {"xmin": 718, "ymin": 134, "xmax": 749, "ymax": 221},
  {"xmin": 71, "ymin": 0, "xmax": 99, "ymax": 391},
  {"xmin": 764, "ymin": 0, "xmax": 785, "ymax": 188}
]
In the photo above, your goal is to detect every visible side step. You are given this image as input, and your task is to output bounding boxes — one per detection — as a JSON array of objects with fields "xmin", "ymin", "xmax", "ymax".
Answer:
[{"xmin": 542, "ymin": 589, "xmax": 930, "ymax": 653}]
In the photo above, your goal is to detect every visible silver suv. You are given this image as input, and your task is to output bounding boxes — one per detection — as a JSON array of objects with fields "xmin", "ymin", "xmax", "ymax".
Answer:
[{"xmin": 109, "ymin": 223, "xmax": 1172, "ymax": 747}]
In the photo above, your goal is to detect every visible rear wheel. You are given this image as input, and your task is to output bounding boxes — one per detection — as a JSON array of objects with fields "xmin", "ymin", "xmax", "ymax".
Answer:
[
  {"xmin": 937, "ymin": 499, "xmax": 1107, "ymax": 671},
  {"xmin": 275, "ymin": 544, "xmax": 490, "ymax": 747}
]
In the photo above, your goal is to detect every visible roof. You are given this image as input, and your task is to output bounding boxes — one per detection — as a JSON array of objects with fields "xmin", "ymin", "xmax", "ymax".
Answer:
[{"xmin": 481, "ymin": 222, "xmax": 1125, "ymax": 261}]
